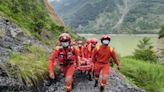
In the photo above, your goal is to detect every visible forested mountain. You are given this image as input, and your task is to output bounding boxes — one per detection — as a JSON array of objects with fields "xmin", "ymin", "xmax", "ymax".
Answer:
[{"xmin": 51, "ymin": 0, "xmax": 164, "ymax": 34}]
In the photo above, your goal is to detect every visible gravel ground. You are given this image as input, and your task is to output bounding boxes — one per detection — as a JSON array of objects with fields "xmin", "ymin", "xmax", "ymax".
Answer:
[{"xmin": 44, "ymin": 68, "xmax": 145, "ymax": 92}]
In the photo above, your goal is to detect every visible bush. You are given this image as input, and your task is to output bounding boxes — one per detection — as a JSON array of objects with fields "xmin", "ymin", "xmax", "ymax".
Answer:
[
  {"xmin": 133, "ymin": 37, "xmax": 158, "ymax": 62},
  {"xmin": 120, "ymin": 57, "xmax": 164, "ymax": 92}
]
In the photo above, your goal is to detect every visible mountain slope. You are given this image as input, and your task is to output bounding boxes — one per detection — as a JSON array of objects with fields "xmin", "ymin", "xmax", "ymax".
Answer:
[
  {"xmin": 0, "ymin": 0, "xmax": 62, "ymax": 46},
  {"xmin": 0, "ymin": 0, "xmax": 78, "ymax": 91},
  {"xmin": 51, "ymin": 0, "xmax": 164, "ymax": 34},
  {"xmin": 44, "ymin": 0, "xmax": 64, "ymax": 26}
]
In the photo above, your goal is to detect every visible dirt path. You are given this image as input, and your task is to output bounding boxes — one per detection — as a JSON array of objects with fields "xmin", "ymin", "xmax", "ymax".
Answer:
[{"xmin": 44, "ymin": 68, "xmax": 144, "ymax": 92}]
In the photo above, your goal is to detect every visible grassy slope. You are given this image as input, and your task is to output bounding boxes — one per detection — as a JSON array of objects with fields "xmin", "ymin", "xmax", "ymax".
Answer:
[
  {"xmin": 0, "ymin": 0, "xmax": 78, "ymax": 47},
  {"xmin": 120, "ymin": 57, "xmax": 164, "ymax": 92},
  {"xmin": 0, "ymin": 0, "xmax": 78, "ymax": 87},
  {"xmin": 8, "ymin": 46, "xmax": 49, "ymax": 87}
]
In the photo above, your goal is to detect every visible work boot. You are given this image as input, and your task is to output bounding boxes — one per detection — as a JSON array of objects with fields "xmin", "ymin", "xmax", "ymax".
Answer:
[
  {"xmin": 72, "ymin": 82, "xmax": 74, "ymax": 89},
  {"xmin": 100, "ymin": 86, "xmax": 104, "ymax": 92},
  {"xmin": 92, "ymin": 72, "xmax": 95, "ymax": 78},
  {"xmin": 46, "ymin": 77, "xmax": 54, "ymax": 86},
  {"xmin": 94, "ymin": 80, "xmax": 98, "ymax": 87},
  {"xmin": 88, "ymin": 73, "xmax": 92, "ymax": 81},
  {"xmin": 80, "ymin": 71, "xmax": 83, "ymax": 75}
]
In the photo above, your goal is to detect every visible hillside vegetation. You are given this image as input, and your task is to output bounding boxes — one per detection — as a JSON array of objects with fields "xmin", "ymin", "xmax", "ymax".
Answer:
[
  {"xmin": 120, "ymin": 57, "xmax": 164, "ymax": 92},
  {"xmin": 0, "ymin": 0, "xmax": 78, "ymax": 47},
  {"xmin": 52, "ymin": 0, "xmax": 164, "ymax": 34}
]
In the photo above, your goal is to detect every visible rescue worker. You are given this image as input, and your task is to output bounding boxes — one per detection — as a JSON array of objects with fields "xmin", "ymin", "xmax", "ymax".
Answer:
[
  {"xmin": 75, "ymin": 40, "xmax": 84, "ymax": 59},
  {"xmin": 88, "ymin": 38, "xmax": 98, "ymax": 58},
  {"xmin": 74, "ymin": 40, "xmax": 85, "ymax": 74},
  {"xmin": 84, "ymin": 38, "xmax": 98, "ymax": 81},
  {"xmin": 48, "ymin": 33, "xmax": 78, "ymax": 92},
  {"xmin": 92, "ymin": 35, "xmax": 120, "ymax": 92},
  {"xmin": 83, "ymin": 39, "xmax": 91, "ymax": 58}
]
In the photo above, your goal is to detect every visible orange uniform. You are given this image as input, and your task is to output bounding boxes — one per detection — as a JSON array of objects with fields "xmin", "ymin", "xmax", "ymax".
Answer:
[
  {"xmin": 92, "ymin": 45, "xmax": 119, "ymax": 87},
  {"xmin": 83, "ymin": 43, "xmax": 90, "ymax": 58},
  {"xmin": 75, "ymin": 46, "xmax": 84, "ymax": 58},
  {"xmin": 48, "ymin": 46, "xmax": 78, "ymax": 91},
  {"xmin": 87, "ymin": 44, "xmax": 98, "ymax": 58}
]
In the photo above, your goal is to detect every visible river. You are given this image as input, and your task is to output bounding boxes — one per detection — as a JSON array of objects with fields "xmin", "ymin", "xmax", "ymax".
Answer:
[{"xmin": 78, "ymin": 34, "xmax": 158, "ymax": 56}]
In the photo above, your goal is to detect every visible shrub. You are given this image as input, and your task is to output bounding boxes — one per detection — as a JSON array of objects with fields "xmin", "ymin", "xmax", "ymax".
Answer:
[
  {"xmin": 159, "ymin": 26, "xmax": 164, "ymax": 39},
  {"xmin": 133, "ymin": 37, "xmax": 158, "ymax": 62}
]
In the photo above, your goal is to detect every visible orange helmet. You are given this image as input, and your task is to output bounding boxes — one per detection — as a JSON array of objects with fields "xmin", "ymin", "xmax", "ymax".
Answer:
[
  {"xmin": 59, "ymin": 33, "xmax": 71, "ymax": 42},
  {"xmin": 101, "ymin": 34, "xmax": 111, "ymax": 42},
  {"xmin": 90, "ymin": 38, "xmax": 98, "ymax": 45}
]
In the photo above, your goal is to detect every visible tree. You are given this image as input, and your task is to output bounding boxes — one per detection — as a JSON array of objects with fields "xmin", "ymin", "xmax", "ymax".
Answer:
[
  {"xmin": 133, "ymin": 37, "xmax": 158, "ymax": 63},
  {"xmin": 159, "ymin": 26, "xmax": 164, "ymax": 39}
]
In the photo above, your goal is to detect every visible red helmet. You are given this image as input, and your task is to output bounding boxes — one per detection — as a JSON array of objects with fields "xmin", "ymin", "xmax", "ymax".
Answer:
[
  {"xmin": 77, "ymin": 40, "xmax": 83, "ymax": 44},
  {"xmin": 71, "ymin": 41, "xmax": 76, "ymax": 46},
  {"xmin": 101, "ymin": 34, "xmax": 111, "ymax": 42},
  {"xmin": 90, "ymin": 38, "xmax": 98, "ymax": 45},
  {"xmin": 86, "ymin": 39, "xmax": 91, "ymax": 44},
  {"xmin": 59, "ymin": 33, "xmax": 71, "ymax": 42}
]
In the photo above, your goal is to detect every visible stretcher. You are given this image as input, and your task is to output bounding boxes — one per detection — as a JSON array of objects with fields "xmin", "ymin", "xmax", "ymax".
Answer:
[{"xmin": 76, "ymin": 58, "xmax": 93, "ymax": 71}]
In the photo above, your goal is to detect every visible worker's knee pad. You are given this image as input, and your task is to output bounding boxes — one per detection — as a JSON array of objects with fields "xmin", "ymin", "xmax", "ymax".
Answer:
[
  {"xmin": 103, "ymin": 74, "xmax": 108, "ymax": 80},
  {"xmin": 65, "ymin": 76, "xmax": 72, "ymax": 84},
  {"xmin": 65, "ymin": 76, "xmax": 72, "ymax": 91}
]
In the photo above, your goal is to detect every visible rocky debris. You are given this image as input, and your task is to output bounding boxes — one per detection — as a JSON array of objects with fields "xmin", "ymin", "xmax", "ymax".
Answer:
[
  {"xmin": 0, "ymin": 16, "xmax": 52, "ymax": 62},
  {"xmin": 43, "ymin": 69, "xmax": 145, "ymax": 92},
  {"xmin": 0, "ymin": 16, "xmax": 52, "ymax": 91},
  {"xmin": 0, "ymin": 76, "xmax": 25, "ymax": 92}
]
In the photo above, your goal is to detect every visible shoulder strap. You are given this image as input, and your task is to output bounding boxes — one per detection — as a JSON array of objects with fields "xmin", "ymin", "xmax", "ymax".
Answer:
[
  {"xmin": 96, "ymin": 45, "xmax": 100, "ymax": 51},
  {"xmin": 69, "ymin": 46, "xmax": 76, "ymax": 55},
  {"xmin": 88, "ymin": 45, "xmax": 91, "ymax": 53},
  {"xmin": 109, "ymin": 46, "xmax": 114, "ymax": 53}
]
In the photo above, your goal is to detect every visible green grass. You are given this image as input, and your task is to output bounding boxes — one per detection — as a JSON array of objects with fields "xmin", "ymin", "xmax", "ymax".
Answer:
[
  {"xmin": 120, "ymin": 57, "xmax": 164, "ymax": 92},
  {"xmin": 6, "ymin": 46, "xmax": 50, "ymax": 87},
  {"xmin": 0, "ymin": 0, "xmax": 77, "ymax": 47}
]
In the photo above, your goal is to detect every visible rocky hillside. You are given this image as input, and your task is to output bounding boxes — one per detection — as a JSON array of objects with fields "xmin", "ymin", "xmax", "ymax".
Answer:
[
  {"xmin": 0, "ymin": 16, "xmax": 51, "ymax": 91},
  {"xmin": 51, "ymin": 0, "xmax": 164, "ymax": 34},
  {"xmin": 44, "ymin": 0, "xmax": 64, "ymax": 26},
  {"xmin": 0, "ymin": 0, "xmax": 77, "ymax": 91}
]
